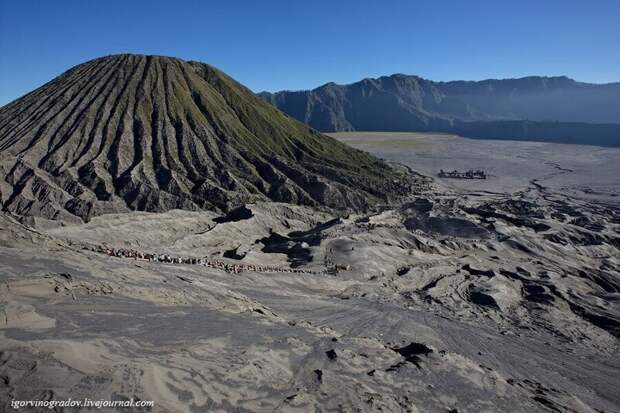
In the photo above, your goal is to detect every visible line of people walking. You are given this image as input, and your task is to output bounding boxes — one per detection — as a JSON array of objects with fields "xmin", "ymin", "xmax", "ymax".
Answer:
[{"xmin": 79, "ymin": 243, "xmax": 325, "ymax": 275}]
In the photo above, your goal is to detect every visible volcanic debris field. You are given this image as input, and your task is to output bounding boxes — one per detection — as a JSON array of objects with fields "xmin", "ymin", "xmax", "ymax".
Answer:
[{"xmin": 0, "ymin": 130, "xmax": 617, "ymax": 412}]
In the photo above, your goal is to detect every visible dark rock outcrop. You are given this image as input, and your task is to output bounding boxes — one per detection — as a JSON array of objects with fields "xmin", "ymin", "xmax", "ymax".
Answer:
[{"xmin": 390, "ymin": 342, "xmax": 434, "ymax": 368}]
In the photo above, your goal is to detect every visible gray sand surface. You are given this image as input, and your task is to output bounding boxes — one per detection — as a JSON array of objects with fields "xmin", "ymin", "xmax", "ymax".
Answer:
[{"xmin": 1, "ymin": 134, "xmax": 619, "ymax": 412}]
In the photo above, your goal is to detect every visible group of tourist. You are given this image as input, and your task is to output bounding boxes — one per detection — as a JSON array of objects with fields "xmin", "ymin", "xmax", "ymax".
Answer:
[
  {"xmin": 80, "ymin": 243, "xmax": 323, "ymax": 275},
  {"xmin": 438, "ymin": 169, "xmax": 487, "ymax": 179}
]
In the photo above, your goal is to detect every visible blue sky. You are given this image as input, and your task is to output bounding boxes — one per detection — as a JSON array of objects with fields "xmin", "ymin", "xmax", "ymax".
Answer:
[{"xmin": 1, "ymin": 0, "xmax": 619, "ymax": 106}]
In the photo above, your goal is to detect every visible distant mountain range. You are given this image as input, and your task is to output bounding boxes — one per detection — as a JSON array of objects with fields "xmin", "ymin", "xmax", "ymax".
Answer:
[
  {"xmin": 0, "ymin": 54, "xmax": 411, "ymax": 222},
  {"xmin": 259, "ymin": 75, "xmax": 620, "ymax": 146}
]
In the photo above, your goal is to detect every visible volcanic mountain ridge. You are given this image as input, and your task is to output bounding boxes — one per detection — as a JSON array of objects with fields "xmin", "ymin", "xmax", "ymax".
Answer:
[{"xmin": 260, "ymin": 74, "xmax": 620, "ymax": 146}]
